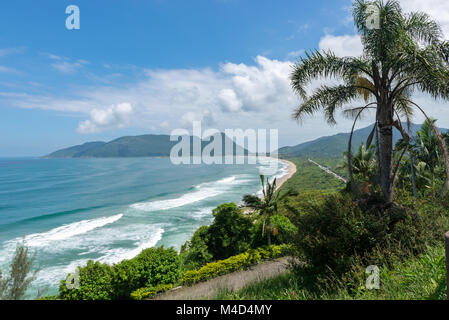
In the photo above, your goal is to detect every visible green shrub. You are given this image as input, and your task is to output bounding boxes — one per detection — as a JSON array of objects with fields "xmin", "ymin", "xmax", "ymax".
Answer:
[
  {"xmin": 134, "ymin": 246, "xmax": 181, "ymax": 288},
  {"xmin": 59, "ymin": 246, "xmax": 181, "ymax": 300},
  {"xmin": 292, "ymin": 191, "xmax": 444, "ymax": 282},
  {"xmin": 206, "ymin": 203, "xmax": 253, "ymax": 260},
  {"xmin": 181, "ymin": 245, "xmax": 290, "ymax": 286},
  {"xmin": 180, "ymin": 226, "xmax": 213, "ymax": 270},
  {"xmin": 59, "ymin": 261, "xmax": 115, "ymax": 300},
  {"xmin": 130, "ymin": 284, "xmax": 173, "ymax": 300},
  {"xmin": 181, "ymin": 203, "xmax": 253, "ymax": 269},
  {"xmin": 251, "ymin": 215, "xmax": 298, "ymax": 247}
]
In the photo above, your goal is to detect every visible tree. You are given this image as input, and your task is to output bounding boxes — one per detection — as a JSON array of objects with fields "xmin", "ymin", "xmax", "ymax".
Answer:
[
  {"xmin": 243, "ymin": 175, "xmax": 291, "ymax": 246},
  {"xmin": 341, "ymin": 143, "xmax": 377, "ymax": 183},
  {"xmin": 396, "ymin": 119, "xmax": 449, "ymax": 194},
  {"xmin": 206, "ymin": 203, "xmax": 253, "ymax": 260},
  {"xmin": 290, "ymin": 0, "xmax": 449, "ymax": 203},
  {"xmin": 0, "ymin": 244, "xmax": 39, "ymax": 300}
]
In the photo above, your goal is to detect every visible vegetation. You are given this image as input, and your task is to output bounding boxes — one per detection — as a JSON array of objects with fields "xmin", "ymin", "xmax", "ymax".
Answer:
[
  {"xmin": 58, "ymin": 246, "xmax": 180, "ymax": 300},
  {"xmin": 182, "ymin": 245, "xmax": 290, "ymax": 286},
  {"xmin": 290, "ymin": 0, "xmax": 449, "ymax": 203},
  {"xmin": 0, "ymin": 244, "xmax": 39, "ymax": 300},
  {"xmin": 180, "ymin": 203, "xmax": 253, "ymax": 269},
  {"xmin": 243, "ymin": 175, "xmax": 295, "ymax": 246},
  {"xmin": 396, "ymin": 119, "xmax": 449, "ymax": 196},
  {"xmin": 276, "ymin": 158, "xmax": 346, "ymax": 193},
  {"xmin": 45, "ymin": 133, "xmax": 247, "ymax": 158},
  {"xmin": 130, "ymin": 284, "xmax": 173, "ymax": 300},
  {"xmin": 215, "ymin": 246, "xmax": 446, "ymax": 300}
]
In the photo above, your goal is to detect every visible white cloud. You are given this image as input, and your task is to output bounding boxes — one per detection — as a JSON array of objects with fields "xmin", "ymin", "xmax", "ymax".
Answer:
[
  {"xmin": 319, "ymin": 34, "xmax": 363, "ymax": 57},
  {"xmin": 180, "ymin": 110, "xmax": 215, "ymax": 128},
  {"xmin": 287, "ymin": 50, "xmax": 305, "ymax": 59},
  {"xmin": 52, "ymin": 60, "xmax": 88, "ymax": 74},
  {"xmin": 0, "ymin": 65, "xmax": 19, "ymax": 74},
  {"xmin": 0, "ymin": 47, "xmax": 24, "ymax": 57},
  {"xmin": 217, "ymin": 89, "xmax": 242, "ymax": 112},
  {"xmin": 77, "ymin": 103, "xmax": 133, "ymax": 133},
  {"xmin": 398, "ymin": 0, "xmax": 449, "ymax": 39},
  {"xmin": 0, "ymin": 55, "xmax": 378, "ymax": 146}
]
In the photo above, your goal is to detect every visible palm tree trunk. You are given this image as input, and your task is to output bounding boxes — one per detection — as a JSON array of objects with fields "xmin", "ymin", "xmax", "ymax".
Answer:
[
  {"xmin": 377, "ymin": 118, "xmax": 394, "ymax": 203},
  {"xmin": 267, "ymin": 216, "xmax": 272, "ymax": 246},
  {"xmin": 409, "ymin": 151, "xmax": 418, "ymax": 199}
]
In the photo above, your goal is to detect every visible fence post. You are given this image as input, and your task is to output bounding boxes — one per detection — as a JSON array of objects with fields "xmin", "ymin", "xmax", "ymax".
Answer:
[{"xmin": 445, "ymin": 232, "xmax": 449, "ymax": 300}]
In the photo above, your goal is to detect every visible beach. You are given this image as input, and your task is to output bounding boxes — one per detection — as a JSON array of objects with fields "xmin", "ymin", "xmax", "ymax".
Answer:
[{"xmin": 275, "ymin": 159, "xmax": 297, "ymax": 191}]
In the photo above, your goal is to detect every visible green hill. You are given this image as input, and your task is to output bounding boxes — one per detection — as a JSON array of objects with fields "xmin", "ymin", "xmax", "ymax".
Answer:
[
  {"xmin": 278, "ymin": 123, "xmax": 426, "ymax": 158},
  {"xmin": 44, "ymin": 133, "xmax": 248, "ymax": 158}
]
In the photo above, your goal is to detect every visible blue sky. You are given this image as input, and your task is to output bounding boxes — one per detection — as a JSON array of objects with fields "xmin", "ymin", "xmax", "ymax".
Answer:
[{"xmin": 1, "ymin": 0, "xmax": 448, "ymax": 156}]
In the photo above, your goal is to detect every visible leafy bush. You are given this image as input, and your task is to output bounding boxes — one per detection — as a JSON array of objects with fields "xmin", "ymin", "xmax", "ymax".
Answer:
[
  {"xmin": 59, "ymin": 261, "xmax": 115, "ymax": 300},
  {"xmin": 206, "ymin": 203, "xmax": 253, "ymax": 260},
  {"xmin": 180, "ymin": 226, "xmax": 213, "ymax": 270},
  {"xmin": 59, "ymin": 246, "xmax": 181, "ymax": 300},
  {"xmin": 251, "ymin": 215, "xmax": 298, "ymax": 247},
  {"xmin": 181, "ymin": 245, "xmax": 290, "ymax": 286},
  {"xmin": 292, "ymin": 191, "xmax": 444, "ymax": 281},
  {"xmin": 130, "ymin": 284, "xmax": 173, "ymax": 300},
  {"xmin": 181, "ymin": 203, "xmax": 253, "ymax": 269}
]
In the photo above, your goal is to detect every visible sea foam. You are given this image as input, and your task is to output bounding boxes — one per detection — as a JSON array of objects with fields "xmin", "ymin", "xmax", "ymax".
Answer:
[
  {"xmin": 19, "ymin": 214, "xmax": 123, "ymax": 247},
  {"xmin": 130, "ymin": 176, "xmax": 240, "ymax": 212}
]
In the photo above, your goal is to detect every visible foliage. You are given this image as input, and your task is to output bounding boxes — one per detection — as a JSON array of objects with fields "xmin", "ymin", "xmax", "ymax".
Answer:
[
  {"xmin": 216, "ymin": 246, "xmax": 447, "ymax": 300},
  {"xmin": 203, "ymin": 203, "xmax": 253, "ymax": 261},
  {"xmin": 59, "ymin": 246, "xmax": 180, "ymax": 300},
  {"xmin": 243, "ymin": 175, "xmax": 296, "ymax": 246},
  {"xmin": 277, "ymin": 158, "xmax": 346, "ymax": 195},
  {"xmin": 290, "ymin": 0, "xmax": 449, "ymax": 202},
  {"xmin": 251, "ymin": 215, "xmax": 298, "ymax": 247},
  {"xmin": 396, "ymin": 119, "xmax": 449, "ymax": 195},
  {"xmin": 0, "ymin": 244, "xmax": 39, "ymax": 300},
  {"xmin": 180, "ymin": 226, "xmax": 214, "ymax": 270},
  {"xmin": 292, "ymin": 191, "xmax": 444, "ymax": 281},
  {"xmin": 130, "ymin": 284, "xmax": 173, "ymax": 300},
  {"xmin": 341, "ymin": 143, "xmax": 377, "ymax": 183},
  {"xmin": 181, "ymin": 245, "xmax": 291, "ymax": 286},
  {"xmin": 59, "ymin": 261, "xmax": 115, "ymax": 300}
]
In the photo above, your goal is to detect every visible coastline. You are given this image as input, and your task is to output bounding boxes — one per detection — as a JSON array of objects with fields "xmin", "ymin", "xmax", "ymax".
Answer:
[{"xmin": 275, "ymin": 159, "xmax": 297, "ymax": 191}]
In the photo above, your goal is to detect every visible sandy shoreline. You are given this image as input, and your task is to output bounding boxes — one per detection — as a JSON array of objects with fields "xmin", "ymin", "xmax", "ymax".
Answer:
[{"xmin": 275, "ymin": 159, "xmax": 297, "ymax": 191}]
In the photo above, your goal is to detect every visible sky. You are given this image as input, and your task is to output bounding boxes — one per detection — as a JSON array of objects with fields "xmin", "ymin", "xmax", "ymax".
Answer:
[{"xmin": 1, "ymin": 0, "xmax": 449, "ymax": 156}]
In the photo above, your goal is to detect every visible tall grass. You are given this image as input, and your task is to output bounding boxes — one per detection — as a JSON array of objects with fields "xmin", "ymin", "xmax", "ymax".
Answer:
[{"xmin": 215, "ymin": 246, "xmax": 447, "ymax": 300}]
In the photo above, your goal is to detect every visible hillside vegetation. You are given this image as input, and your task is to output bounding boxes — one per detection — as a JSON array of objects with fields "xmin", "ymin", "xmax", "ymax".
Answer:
[{"xmin": 45, "ymin": 133, "xmax": 247, "ymax": 158}]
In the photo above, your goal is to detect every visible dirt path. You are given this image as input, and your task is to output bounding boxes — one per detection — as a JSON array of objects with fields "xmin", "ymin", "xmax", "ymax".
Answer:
[{"xmin": 154, "ymin": 257, "xmax": 291, "ymax": 300}]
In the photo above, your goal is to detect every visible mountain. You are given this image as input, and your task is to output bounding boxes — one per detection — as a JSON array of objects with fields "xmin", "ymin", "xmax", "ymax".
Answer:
[
  {"xmin": 44, "ymin": 133, "xmax": 248, "ymax": 158},
  {"xmin": 278, "ymin": 123, "xmax": 435, "ymax": 158},
  {"xmin": 45, "ymin": 141, "xmax": 107, "ymax": 158}
]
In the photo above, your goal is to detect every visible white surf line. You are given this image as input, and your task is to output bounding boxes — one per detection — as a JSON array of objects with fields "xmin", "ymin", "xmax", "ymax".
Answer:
[{"xmin": 308, "ymin": 159, "xmax": 347, "ymax": 183}]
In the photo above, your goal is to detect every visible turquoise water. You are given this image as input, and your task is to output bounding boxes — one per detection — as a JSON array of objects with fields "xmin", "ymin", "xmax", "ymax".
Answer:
[{"xmin": 0, "ymin": 157, "xmax": 286, "ymax": 296}]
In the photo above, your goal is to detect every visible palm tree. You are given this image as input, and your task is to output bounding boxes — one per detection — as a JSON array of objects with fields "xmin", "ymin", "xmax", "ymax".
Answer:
[
  {"xmin": 341, "ymin": 143, "xmax": 377, "ymax": 183},
  {"xmin": 242, "ymin": 175, "xmax": 282, "ymax": 246},
  {"xmin": 290, "ymin": 0, "xmax": 449, "ymax": 203},
  {"xmin": 396, "ymin": 119, "xmax": 448, "ymax": 194}
]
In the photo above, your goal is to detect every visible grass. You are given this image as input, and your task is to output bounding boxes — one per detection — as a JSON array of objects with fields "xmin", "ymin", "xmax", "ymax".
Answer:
[
  {"xmin": 279, "ymin": 157, "xmax": 346, "ymax": 194},
  {"xmin": 215, "ymin": 246, "xmax": 447, "ymax": 300}
]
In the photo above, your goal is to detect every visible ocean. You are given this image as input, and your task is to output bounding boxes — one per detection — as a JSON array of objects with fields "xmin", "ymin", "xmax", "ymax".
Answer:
[{"xmin": 0, "ymin": 156, "xmax": 286, "ymax": 297}]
